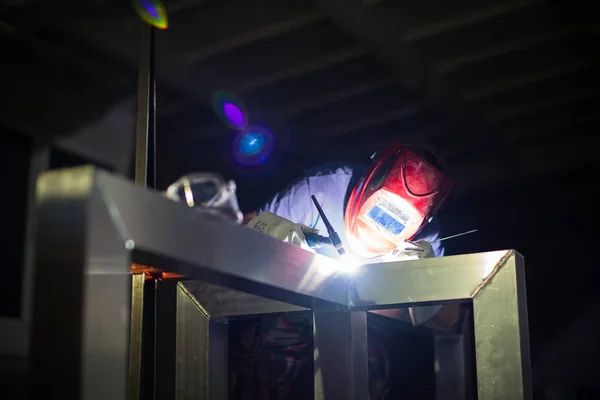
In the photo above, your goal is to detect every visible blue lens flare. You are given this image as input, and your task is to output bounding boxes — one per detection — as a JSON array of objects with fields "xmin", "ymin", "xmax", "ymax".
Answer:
[
  {"xmin": 232, "ymin": 125, "xmax": 274, "ymax": 167},
  {"xmin": 239, "ymin": 132, "xmax": 265, "ymax": 155}
]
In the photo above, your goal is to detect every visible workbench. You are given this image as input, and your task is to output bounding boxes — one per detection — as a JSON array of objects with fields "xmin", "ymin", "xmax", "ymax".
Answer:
[{"xmin": 28, "ymin": 166, "xmax": 531, "ymax": 399}]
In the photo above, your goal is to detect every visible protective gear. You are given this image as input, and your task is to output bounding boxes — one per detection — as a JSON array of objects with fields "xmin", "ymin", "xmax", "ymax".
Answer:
[
  {"xmin": 344, "ymin": 143, "xmax": 453, "ymax": 258},
  {"xmin": 164, "ymin": 173, "xmax": 243, "ymax": 223},
  {"xmin": 247, "ymin": 211, "xmax": 317, "ymax": 252},
  {"xmin": 392, "ymin": 240, "xmax": 435, "ymax": 260}
]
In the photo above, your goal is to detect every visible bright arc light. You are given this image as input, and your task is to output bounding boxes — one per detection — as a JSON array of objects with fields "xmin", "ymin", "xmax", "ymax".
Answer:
[{"xmin": 339, "ymin": 253, "xmax": 361, "ymax": 274}]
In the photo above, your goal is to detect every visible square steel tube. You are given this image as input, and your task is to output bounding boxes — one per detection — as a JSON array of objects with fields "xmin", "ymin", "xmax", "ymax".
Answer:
[
  {"xmin": 180, "ymin": 282, "xmax": 370, "ymax": 400},
  {"xmin": 150, "ymin": 281, "xmax": 229, "ymax": 400},
  {"xmin": 31, "ymin": 166, "xmax": 531, "ymax": 400}
]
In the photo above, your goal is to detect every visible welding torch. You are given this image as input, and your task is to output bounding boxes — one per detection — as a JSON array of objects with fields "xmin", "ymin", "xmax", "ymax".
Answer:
[{"xmin": 310, "ymin": 195, "xmax": 346, "ymax": 256}]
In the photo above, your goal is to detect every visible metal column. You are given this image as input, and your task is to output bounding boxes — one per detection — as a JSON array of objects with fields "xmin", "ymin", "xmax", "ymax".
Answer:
[
  {"xmin": 127, "ymin": 274, "xmax": 145, "ymax": 400},
  {"xmin": 175, "ymin": 283, "xmax": 228, "ymax": 400},
  {"xmin": 134, "ymin": 24, "xmax": 156, "ymax": 189},
  {"xmin": 472, "ymin": 252, "xmax": 532, "ymax": 400},
  {"xmin": 314, "ymin": 311, "xmax": 370, "ymax": 400},
  {"xmin": 30, "ymin": 167, "xmax": 132, "ymax": 399},
  {"xmin": 128, "ymin": 21, "xmax": 157, "ymax": 400}
]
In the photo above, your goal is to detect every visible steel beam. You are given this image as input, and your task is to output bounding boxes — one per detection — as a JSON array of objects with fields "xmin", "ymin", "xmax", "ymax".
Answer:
[
  {"xmin": 181, "ymin": 281, "xmax": 308, "ymax": 318},
  {"xmin": 127, "ymin": 274, "xmax": 145, "ymax": 400},
  {"xmin": 31, "ymin": 166, "xmax": 132, "ymax": 399}
]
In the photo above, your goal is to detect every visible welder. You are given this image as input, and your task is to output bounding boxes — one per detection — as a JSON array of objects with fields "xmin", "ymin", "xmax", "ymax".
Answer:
[{"xmin": 232, "ymin": 142, "xmax": 460, "ymax": 399}]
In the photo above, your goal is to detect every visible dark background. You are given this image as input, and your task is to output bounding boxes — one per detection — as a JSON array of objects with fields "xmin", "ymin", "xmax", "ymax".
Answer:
[{"xmin": 2, "ymin": 0, "xmax": 599, "ymax": 397}]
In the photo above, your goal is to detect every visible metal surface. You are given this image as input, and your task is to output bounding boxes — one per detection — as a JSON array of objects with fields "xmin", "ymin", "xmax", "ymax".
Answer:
[
  {"xmin": 135, "ymin": 25, "xmax": 155, "ymax": 188},
  {"xmin": 472, "ymin": 250, "xmax": 532, "ymax": 400},
  {"xmin": 33, "ymin": 166, "xmax": 531, "ymax": 399},
  {"xmin": 155, "ymin": 280, "xmax": 177, "ymax": 400},
  {"xmin": 176, "ymin": 282, "xmax": 228, "ymax": 399},
  {"xmin": 31, "ymin": 166, "xmax": 131, "ymax": 399},
  {"xmin": 314, "ymin": 311, "xmax": 370, "ymax": 400},
  {"xmin": 351, "ymin": 251, "xmax": 510, "ymax": 307},
  {"xmin": 88, "ymin": 167, "xmax": 350, "ymax": 308},
  {"xmin": 181, "ymin": 281, "xmax": 307, "ymax": 318},
  {"xmin": 128, "ymin": 274, "xmax": 145, "ymax": 400}
]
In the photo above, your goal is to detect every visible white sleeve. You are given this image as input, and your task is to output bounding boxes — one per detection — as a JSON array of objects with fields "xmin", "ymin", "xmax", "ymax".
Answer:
[{"xmin": 259, "ymin": 177, "xmax": 317, "ymax": 227}]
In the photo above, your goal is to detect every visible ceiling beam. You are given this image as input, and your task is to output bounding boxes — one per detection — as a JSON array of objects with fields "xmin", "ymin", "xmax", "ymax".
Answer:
[
  {"xmin": 235, "ymin": 48, "xmax": 367, "ymax": 92},
  {"xmin": 432, "ymin": 29, "xmax": 576, "ymax": 76},
  {"xmin": 484, "ymin": 88, "xmax": 600, "ymax": 123},
  {"xmin": 402, "ymin": 0, "xmax": 543, "ymax": 43},
  {"xmin": 279, "ymin": 78, "xmax": 392, "ymax": 117},
  {"xmin": 462, "ymin": 60, "xmax": 599, "ymax": 100},
  {"xmin": 186, "ymin": 11, "xmax": 327, "ymax": 63},
  {"xmin": 504, "ymin": 115, "xmax": 600, "ymax": 144},
  {"xmin": 300, "ymin": 105, "xmax": 424, "ymax": 137}
]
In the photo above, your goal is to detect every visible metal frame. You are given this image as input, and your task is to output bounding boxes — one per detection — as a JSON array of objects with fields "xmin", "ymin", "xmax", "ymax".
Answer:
[{"xmin": 31, "ymin": 166, "xmax": 531, "ymax": 399}]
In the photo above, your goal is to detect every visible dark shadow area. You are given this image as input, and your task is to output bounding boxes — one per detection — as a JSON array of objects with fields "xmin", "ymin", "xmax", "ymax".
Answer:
[{"xmin": 0, "ymin": 130, "xmax": 31, "ymax": 318}]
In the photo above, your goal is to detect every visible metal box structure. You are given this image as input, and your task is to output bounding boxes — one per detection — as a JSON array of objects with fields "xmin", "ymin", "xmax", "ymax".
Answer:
[{"xmin": 29, "ymin": 166, "xmax": 531, "ymax": 399}]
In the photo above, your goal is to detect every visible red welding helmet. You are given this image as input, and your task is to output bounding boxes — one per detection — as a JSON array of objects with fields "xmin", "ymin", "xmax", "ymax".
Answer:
[{"xmin": 344, "ymin": 143, "xmax": 454, "ymax": 258}]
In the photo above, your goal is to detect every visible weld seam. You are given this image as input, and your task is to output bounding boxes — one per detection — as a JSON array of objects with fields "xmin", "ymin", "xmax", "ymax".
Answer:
[
  {"xmin": 177, "ymin": 282, "xmax": 211, "ymax": 319},
  {"xmin": 470, "ymin": 250, "xmax": 512, "ymax": 298}
]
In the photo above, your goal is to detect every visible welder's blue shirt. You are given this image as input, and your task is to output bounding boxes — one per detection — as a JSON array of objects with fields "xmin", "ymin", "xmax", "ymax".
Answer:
[{"xmin": 259, "ymin": 163, "xmax": 445, "ymax": 258}]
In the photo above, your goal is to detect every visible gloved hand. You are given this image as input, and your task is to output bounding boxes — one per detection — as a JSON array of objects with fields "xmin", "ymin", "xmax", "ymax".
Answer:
[
  {"xmin": 392, "ymin": 240, "xmax": 435, "ymax": 260},
  {"xmin": 246, "ymin": 211, "xmax": 317, "ymax": 252}
]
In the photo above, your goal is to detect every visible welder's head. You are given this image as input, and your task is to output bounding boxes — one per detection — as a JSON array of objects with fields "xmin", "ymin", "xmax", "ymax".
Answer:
[{"xmin": 344, "ymin": 142, "xmax": 453, "ymax": 258}]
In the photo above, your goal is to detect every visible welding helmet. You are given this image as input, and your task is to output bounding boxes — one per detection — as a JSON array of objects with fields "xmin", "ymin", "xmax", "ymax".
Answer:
[{"xmin": 344, "ymin": 143, "xmax": 453, "ymax": 258}]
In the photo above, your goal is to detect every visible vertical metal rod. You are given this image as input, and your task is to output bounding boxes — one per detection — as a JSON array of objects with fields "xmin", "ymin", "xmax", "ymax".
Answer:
[
  {"xmin": 135, "ymin": 25, "xmax": 156, "ymax": 188},
  {"xmin": 128, "ymin": 274, "xmax": 145, "ymax": 400},
  {"xmin": 130, "ymin": 22, "xmax": 157, "ymax": 400}
]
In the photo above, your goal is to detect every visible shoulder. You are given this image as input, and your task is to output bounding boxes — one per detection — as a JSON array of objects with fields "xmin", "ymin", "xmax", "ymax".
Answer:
[
  {"xmin": 259, "ymin": 162, "xmax": 366, "ymax": 224},
  {"xmin": 263, "ymin": 163, "xmax": 365, "ymax": 206},
  {"xmin": 302, "ymin": 162, "xmax": 365, "ymax": 178}
]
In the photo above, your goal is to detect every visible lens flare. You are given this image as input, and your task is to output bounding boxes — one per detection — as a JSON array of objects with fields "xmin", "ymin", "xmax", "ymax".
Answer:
[
  {"xmin": 232, "ymin": 125, "xmax": 274, "ymax": 167},
  {"xmin": 213, "ymin": 90, "xmax": 248, "ymax": 130},
  {"xmin": 223, "ymin": 103, "xmax": 246, "ymax": 129},
  {"xmin": 239, "ymin": 132, "xmax": 266, "ymax": 156},
  {"xmin": 132, "ymin": 0, "xmax": 168, "ymax": 29}
]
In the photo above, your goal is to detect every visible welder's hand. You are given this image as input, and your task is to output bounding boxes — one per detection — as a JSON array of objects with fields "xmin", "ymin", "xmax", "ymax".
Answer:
[
  {"xmin": 392, "ymin": 240, "xmax": 435, "ymax": 260},
  {"xmin": 246, "ymin": 211, "xmax": 315, "ymax": 252}
]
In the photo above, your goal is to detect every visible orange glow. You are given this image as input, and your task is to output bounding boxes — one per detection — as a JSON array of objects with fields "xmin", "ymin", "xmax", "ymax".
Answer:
[{"xmin": 130, "ymin": 263, "xmax": 184, "ymax": 280}]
